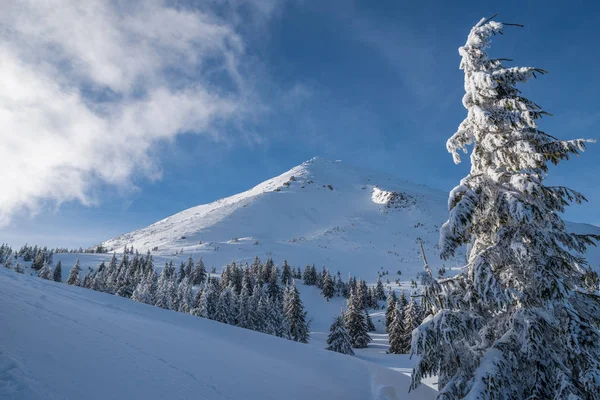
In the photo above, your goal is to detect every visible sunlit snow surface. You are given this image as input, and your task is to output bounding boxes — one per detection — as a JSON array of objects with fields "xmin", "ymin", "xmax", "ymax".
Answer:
[
  {"xmin": 0, "ymin": 268, "xmax": 437, "ymax": 400},
  {"xmin": 3, "ymin": 158, "xmax": 598, "ymax": 399}
]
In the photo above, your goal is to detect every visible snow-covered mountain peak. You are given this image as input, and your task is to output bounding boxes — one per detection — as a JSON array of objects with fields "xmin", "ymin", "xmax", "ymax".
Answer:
[{"xmin": 101, "ymin": 158, "xmax": 600, "ymax": 281}]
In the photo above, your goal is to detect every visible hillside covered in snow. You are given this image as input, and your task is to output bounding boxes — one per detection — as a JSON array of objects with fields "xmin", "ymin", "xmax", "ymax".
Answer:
[{"xmin": 0, "ymin": 268, "xmax": 437, "ymax": 400}]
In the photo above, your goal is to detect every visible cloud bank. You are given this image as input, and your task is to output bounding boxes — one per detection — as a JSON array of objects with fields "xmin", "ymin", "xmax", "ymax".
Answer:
[{"xmin": 0, "ymin": 0, "xmax": 270, "ymax": 226}]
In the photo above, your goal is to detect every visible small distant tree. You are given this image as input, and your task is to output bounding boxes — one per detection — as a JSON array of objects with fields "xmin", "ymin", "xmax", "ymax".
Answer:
[
  {"xmin": 365, "ymin": 310, "xmax": 375, "ymax": 332},
  {"xmin": 38, "ymin": 262, "xmax": 52, "ymax": 280},
  {"xmin": 283, "ymin": 282, "xmax": 310, "ymax": 343},
  {"xmin": 326, "ymin": 312, "xmax": 354, "ymax": 355},
  {"xmin": 52, "ymin": 260, "xmax": 62, "ymax": 282},
  {"xmin": 321, "ymin": 270, "xmax": 334, "ymax": 301},
  {"xmin": 385, "ymin": 289, "xmax": 397, "ymax": 332},
  {"xmin": 345, "ymin": 288, "xmax": 372, "ymax": 348},
  {"xmin": 66, "ymin": 260, "xmax": 81, "ymax": 286},
  {"xmin": 192, "ymin": 257, "xmax": 207, "ymax": 286},
  {"xmin": 375, "ymin": 276, "xmax": 386, "ymax": 300},
  {"xmin": 387, "ymin": 303, "xmax": 405, "ymax": 354},
  {"xmin": 32, "ymin": 251, "xmax": 45, "ymax": 271},
  {"xmin": 281, "ymin": 260, "xmax": 293, "ymax": 286}
]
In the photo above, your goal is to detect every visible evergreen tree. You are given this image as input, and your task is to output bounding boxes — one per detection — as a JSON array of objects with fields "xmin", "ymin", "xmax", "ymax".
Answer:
[
  {"xmin": 267, "ymin": 267, "xmax": 282, "ymax": 304},
  {"xmin": 375, "ymin": 276, "xmax": 386, "ymax": 300},
  {"xmin": 345, "ymin": 288, "xmax": 372, "ymax": 348},
  {"xmin": 387, "ymin": 303, "xmax": 405, "ymax": 354},
  {"xmin": 131, "ymin": 272, "xmax": 154, "ymax": 305},
  {"xmin": 177, "ymin": 278, "xmax": 194, "ymax": 313},
  {"xmin": 82, "ymin": 270, "xmax": 94, "ymax": 289},
  {"xmin": 326, "ymin": 312, "xmax": 354, "ymax": 355},
  {"xmin": 321, "ymin": 269, "xmax": 334, "ymax": 301},
  {"xmin": 237, "ymin": 279, "xmax": 252, "ymax": 329},
  {"xmin": 116, "ymin": 283, "xmax": 133, "ymax": 298},
  {"xmin": 32, "ymin": 250, "xmax": 45, "ymax": 271},
  {"xmin": 281, "ymin": 260, "xmax": 293, "ymax": 286},
  {"xmin": 53, "ymin": 260, "xmax": 62, "ymax": 282},
  {"xmin": 38, "ymin": 262, "xmax": 52, "ymax": 280},
  {"xmin": 264, "ymin": 297, "xmax": 288, "ymax": 338},
  {"xmin": 192, "ymin": 257, "xmax": 207, "ymax": 286},
  {"xmin": 302, "ymin": 265, "xmax": 312, "ymax": 285},
  {"xmin": 14, "ymin": 263, "xmax": 25, "ymax": 274},
  {"xmin": 185, "ymin": 256, "xmax": 194, "ymax": 280},
  {"xmin": 66, "ymin": 260, "xmax": 81, "ymax": 286},
  {"xmin": 365, "ymin": 310, "xmax": 375, "ymax": 332},
  {"xmin": 200, "ymin": 283, "xmax": 219, "ymax": 319},
  {"xmin": 410, "ymin": 17, "xmax": 600, "ymax": 399},
  {"xmin": 400, "ymin": 297, "xmax": 421, "ymax": 354},
  {"xmin": 283, "ymin": 283, "xmax": 310, "ymax": 343},
  {"xmin": 177, "ymin": 262, "xmax": 186, "ymax": 283},
  {"xmin": 90, "ymin": 263, "xmax": 106, "ymax": 292},
  {"xmin": 154, "ymin": 266, "xmax": 173, "ymax": 310},
  {"xmin": 248, "ymin": 284, "xmax": 265, "ymax": 332},
  {"xmin": 385, "ymin": 289, "xmax": 397, "ymax": 333},
  {"xmin": 215, "ymin": 286, "xmax": 236, "ymax": 325}
]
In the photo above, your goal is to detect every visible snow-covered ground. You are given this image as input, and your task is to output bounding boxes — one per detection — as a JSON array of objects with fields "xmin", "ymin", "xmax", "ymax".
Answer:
[
  {"xmin": 3, "ymin": 157, "xmax": 597, "ymax": 399},
  {"xmin": 0, "ymin": 268, "xmax": 437, "ymax": 400}
]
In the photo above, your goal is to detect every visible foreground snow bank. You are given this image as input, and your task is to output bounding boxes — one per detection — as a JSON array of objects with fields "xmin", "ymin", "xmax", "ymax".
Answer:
[{"xmin": 0, "ymin": 268, "xmax": 435, "ymax": 400}]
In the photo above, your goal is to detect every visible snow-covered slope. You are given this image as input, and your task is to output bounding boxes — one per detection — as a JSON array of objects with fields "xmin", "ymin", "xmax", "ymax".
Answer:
[
  {"xmin": 0, "ymin": 268, "xmax": 436, "ymax": 400},
  {"xmin": 102, "ymin": 157, "xmax": 600, "ymax": 280}
]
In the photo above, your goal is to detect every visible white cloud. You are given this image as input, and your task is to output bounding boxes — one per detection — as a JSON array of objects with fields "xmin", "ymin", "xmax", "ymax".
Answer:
[{"xmin": 0, "ymin": 0, "xmax": 269, "ymax": 226}]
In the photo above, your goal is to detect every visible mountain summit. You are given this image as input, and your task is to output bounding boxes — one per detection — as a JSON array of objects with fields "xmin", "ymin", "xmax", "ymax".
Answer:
[{"xmin": 102, "ymin": 158, "xmax": 599, "ymax": 280}]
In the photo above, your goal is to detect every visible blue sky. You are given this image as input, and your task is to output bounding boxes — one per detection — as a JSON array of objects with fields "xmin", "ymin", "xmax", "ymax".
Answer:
[{"xmin": 1, "ymin": 0, "xmax": 599, "ymax": 248}]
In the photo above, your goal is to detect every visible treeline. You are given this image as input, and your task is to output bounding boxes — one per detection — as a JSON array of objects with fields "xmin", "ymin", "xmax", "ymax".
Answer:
[
  {"xmin": 301, "ymin": 264, "xmax": 387, "ymax": 306},
  {"xmin": 3, "ymin": 248, "xmax": 311, "ymax": 344}
]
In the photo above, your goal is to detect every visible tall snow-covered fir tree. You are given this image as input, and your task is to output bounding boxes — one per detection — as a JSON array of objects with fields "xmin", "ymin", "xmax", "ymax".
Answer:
[
  {"xmin": 410, "ymin": 16, "xmax": 600, "ymax": 399},
  {"xmin": 326, "ymin": 312, "xmax": 354, "ymax": 356}
]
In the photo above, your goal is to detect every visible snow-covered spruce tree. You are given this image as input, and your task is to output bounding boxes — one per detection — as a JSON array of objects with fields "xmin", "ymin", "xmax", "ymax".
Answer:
[
  {"xmin": 326, "ymin": 312, "xmax": 355, "ymax": 355},
  {"xmin": 375, "ymin": 276, "xmax": 386, "ymax": 301},
  {"xmin": 177, "ymin": 278, "xmax": 194, "ymax": 314},
  {"xmin": 131, "ymin": 272, "xmax": 154, "ymax": 305},
  {"xmin": 345, "ymin": 288, "xmax": 372, "ymax": 348},
  {"xmin": 66, "ymin": 260, "xmax": 81, "ymax": 286},
  {"xmin": 281, "ymin": 260, "xmax": 293, "ymax": 286},
  {"xmin": 385, "ymin": 289, "xmax": 397, "ymax": 333},
  {"xmin": 215, "ymin": 285, "xmax": 237, "ymax": 325},
  {"xmin": 410, "ymin": 17, "xmax": 600, "ymax": 399},
  {"xmin": 200, "ymin": 283, "xmax": 219, "ymax": 319},
  {"xmin": 38, "ymin": 262, "xmax": 52, "ymax": 280},
  {"xmin": 14, "ymin": 262, "xmax": 24, "ymax": 274},
  {"xmin": 387, "ymin": 302, "xmax": 405, "ymax": 354},
  {"xmin": 283, "ymin": 282, "xmax": 310, "ymax": 343},
  {"xmin": 400, "ymin": 297, "xmax": 421, "ymax": 354},
  {"xmin": 321, "ymin": 269, "xmax": 334, "ymax": 301},
  {"xmin": 365, "ymin": 310, "xmax": 376, "ymax": 332},
  {"xmin": 192, "ymin": 257, "xmax": 207, "ymax": 286}
]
